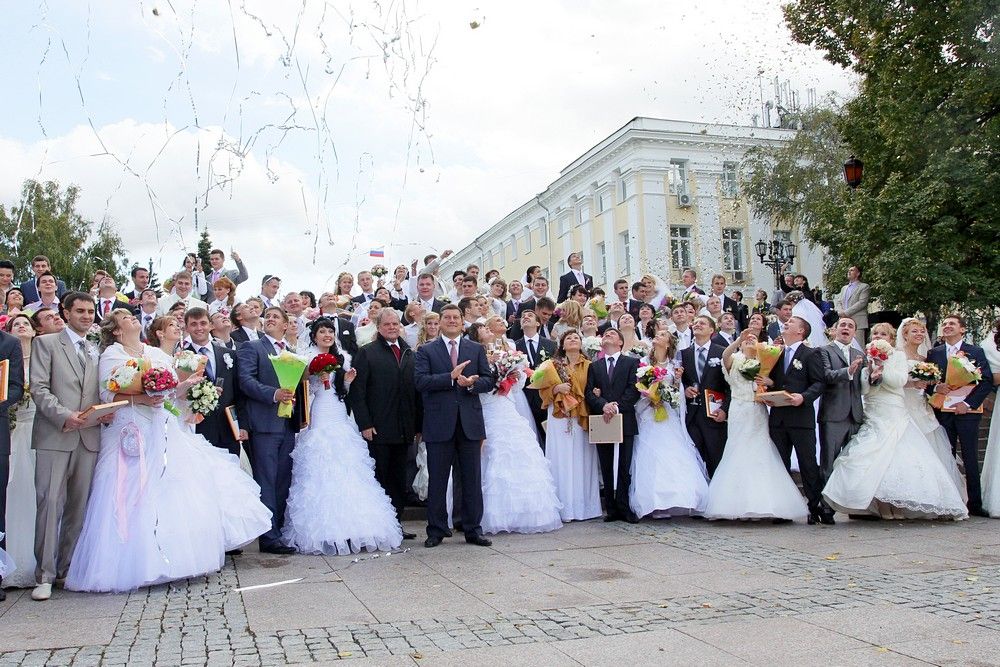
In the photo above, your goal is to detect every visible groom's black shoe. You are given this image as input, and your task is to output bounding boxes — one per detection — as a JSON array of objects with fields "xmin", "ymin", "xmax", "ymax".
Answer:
[
  {"xmin": 603, "ymin": 511, "xmax": 622, "ymax": 523},
  {"xmin": 424, "ymin": 536, "xmax": 443, "ymax": 548},
  {"xmin": 402, "ymin": 531, "xmax": 417, "ymax": 540},
  {"xmin": 260, "ymin": 543, "xmax": 296, "ymax": 555},
  {"xmin": 819, "ymin": 512, "xmax": 836, "ymax": 525},
  {"xmin": 969, "ymin": 507, "xmax": 989, "ymax": 518},
  {"xmin": 807, "ymin": 513, "xmax": 819, "ymax": 525},
  {"xmin": 465, "ymin": 534, "xmax": 492, "ymax": 547},
  {"xmin": 225, "ymin": 549, "xmax": 243, "ymax": 556},
  {"xmin": 624, "ymin": 512, "xmax": 641, "ymax": 524}
]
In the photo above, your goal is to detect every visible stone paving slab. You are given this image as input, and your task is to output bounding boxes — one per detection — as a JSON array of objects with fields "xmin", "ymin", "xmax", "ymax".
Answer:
[{"xmin": 2, "ymin": 516, "xmax": 999, "ymax": 665}]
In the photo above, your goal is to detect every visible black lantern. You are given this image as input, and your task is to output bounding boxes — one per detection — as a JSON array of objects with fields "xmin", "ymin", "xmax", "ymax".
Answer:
[
  {"xmin": 754, "ymin": 239, "xmax": 767, "ymax": 261},
  {"xmin": 784, "ymin": 241, "xmax": 796, "ymax": 262},
  {"xmin": 843, "ymin": 155, "xmax": 864, "ymax": 189},
  {"xmin": 756, "ymin": 236, "xmax": 796, "ymax": 281}
]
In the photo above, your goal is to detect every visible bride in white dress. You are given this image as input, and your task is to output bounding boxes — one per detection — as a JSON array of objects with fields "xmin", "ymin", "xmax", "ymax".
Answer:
[
  {"xmin": 823, "ymin": 323, "xmax": 968, "ymax": 520},
  {"xmin": 703, "ymin": 332, "xmax": 808, "ymax": 521},
  {"xmin": 3, "ymin": 314, "xmax": 38, "ymax": 588},
  {"xmin": 897, "ymin": 319, "xmax": 967, "ymax": 504},
  {"xmin": 282, "ymin": 320, "xmax": 403, "ymax": 555},
  {"xmin": 469, "ymin": 324, "xmax": 562, "ymax": 534},
  {"xmin": 629, "ymin": 330, "xmax": 709, "ymax": 518},
  {"xmin": 977, "ymin": 320, "xmax": 1000, "ymax": 516},
  {"xmin": 67, "ymin": 312, "xmax": 230, "ymax": 592}
]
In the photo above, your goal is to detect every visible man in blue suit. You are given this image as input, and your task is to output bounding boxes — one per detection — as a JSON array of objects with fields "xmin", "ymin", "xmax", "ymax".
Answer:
[
  {"xmin": 927, "ymin": 314, "xmax": 994, "ymax": 516},
  {"xmin": 414, "ymin": 304, "xmax": 494, "ymax": 548},
  {"xmin": 237, "ymin": 307, "xmax": 303, "ymax": 554}
]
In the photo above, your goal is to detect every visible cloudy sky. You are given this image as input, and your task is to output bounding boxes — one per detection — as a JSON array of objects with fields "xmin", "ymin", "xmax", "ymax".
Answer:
[{"xmin": 1, "ymin": 0, "xmax": 855, "ymax": 293}]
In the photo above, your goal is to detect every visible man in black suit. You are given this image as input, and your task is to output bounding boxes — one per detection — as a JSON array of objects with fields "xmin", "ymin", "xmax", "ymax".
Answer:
[
  {"xmin": 763, "ymin": 315, "xmax": 833, "ymax": 525},
  {"xmin": 408, "ymin": 275, "xmax": 444, "ymax": 323},
  {"xmin": 124, "ymin": 266, "xmax": 155, "ymax": 304},
  {"xmin": 509, "ymin": 297, "xmax": 556, "ymax": 341},
  {"xmin": 585, "ymin": 329, "xmax": 641, "ymax": 522},
  {"xmin": 680, "ymin": 316, "xmax": 730, "ymax": 477},
  {"xmin": 317, "ymin": 292, "xmax": 359, "ymax": 355},
  {"xmin": 182, "ymin": 308, "xmax": 247, "ymax": 457},
  {"xmin": 626, "ymin": 282, "xmax": 646, "ymax": 319},
  {"xmin": 94, "ymin": 277, "xmax": 132, "ymax": 323},
  {"xmin": 557, "ymin": 252, "xmax": 593, "ymax": 303},
  {"xmin": 708, "ymin": 274, "xmax": 739, "ymax": 320},
  {"xmin": 515, "ymin": 275, "xmax": 552, "ymax": 317},
  {"xmin": 679, "ymin": 268, "xmax": 706, "ymax": 303},
  {"xmin": 514, "ymin": 310, "xmax": 557, "ymax": 448},
  {"xmin": 350, "ymin": 270, "xmax": 376, "ymax": 308},
  {"xmin": 767, "ymin": 300, "xmax": 793, "ymax": 343},
  {"xmin": 351, "ymin": 308, "xmax": 420, "ymax": 539},
  {"xmin": 927, "ymin": 314, "xmax": 995, "ymax": 516},
  {"xmin": 19, "ymin": 255, "xmax": 67, "ymax": 304}
]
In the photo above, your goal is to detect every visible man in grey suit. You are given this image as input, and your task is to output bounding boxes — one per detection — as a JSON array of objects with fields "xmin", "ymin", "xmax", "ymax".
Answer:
[
  {"xmin": 0, "ymin": 329, "xmax": 25, "ymax": 599},
  {"xmin": 205, "ymin": 248, "xmax": 249, "ymax": 288},
  {"xmin": 835, "ymin": 265, "xmax": 870, "ymax": 346},
  {"xmin": 29, "ymin": 292, "xmax": 105, "ymax": 601},
  {"xmin": 818, "ymin": 318, "xmax": 867, "ymax": 480}
]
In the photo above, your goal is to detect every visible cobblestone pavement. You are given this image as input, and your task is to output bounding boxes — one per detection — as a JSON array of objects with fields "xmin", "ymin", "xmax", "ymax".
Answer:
[{"xmin": 2, "ymin": 516, "xmax": 999, "ymax": 665}]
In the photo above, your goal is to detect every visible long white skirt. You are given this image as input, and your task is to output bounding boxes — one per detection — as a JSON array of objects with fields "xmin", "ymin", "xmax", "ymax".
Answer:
[
  {"xmin": 544, "ymin": 408, "xmax": 601, "ymax": 521},
  {"xmin": 704, "ymin": 399, "xmax": 808, "ymax": 521},
  {"xmin": 481, "ymin": 393, "xmax": 561, "ymax": 534},
  {"xmin": 4, "ymin": 401, "xmax": 37, "ymax": 588}
]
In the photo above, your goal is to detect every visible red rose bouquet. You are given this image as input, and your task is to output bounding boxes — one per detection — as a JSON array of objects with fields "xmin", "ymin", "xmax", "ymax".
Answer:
[
  {"xmin": 142, "ymin": 366, "xmax": 178, "ymax": 396},
  {"xmin": 308, "ymin": 353, "xmax": 341, "ymax": 390}
]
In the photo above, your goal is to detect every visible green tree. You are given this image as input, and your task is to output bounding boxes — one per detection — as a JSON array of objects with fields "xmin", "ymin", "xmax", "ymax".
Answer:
[
  {"xmin": 0, "ymin": 179, "xmax": 129, "ymax": 292},
  {"xmin": 776, "ymin": 0, "xmax": 1000, "ymax": 322},
  {"xmin": 197, "ymin": 229, "xmax": 213, "ymax": 269}
]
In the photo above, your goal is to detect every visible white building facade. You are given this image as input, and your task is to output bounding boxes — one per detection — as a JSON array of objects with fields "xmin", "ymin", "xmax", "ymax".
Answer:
[{"xmin": 445, "ymin": 117, "xmax": 824, "ymax": 298}]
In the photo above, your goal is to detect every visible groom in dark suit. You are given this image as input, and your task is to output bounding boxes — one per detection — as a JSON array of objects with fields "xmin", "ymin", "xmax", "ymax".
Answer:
[
  {"xmin": 817, "ymin": 317, "xmax": 867, "ymax": 479},
  {"xmin": 680, "ymin": 316, "xmax": 730, "ymax": 477},
  {"xmin": 556, "ymin": 252, "xmax": 593, "ymax": 303},
  {"xmin": 585, "ymin": 329, "xmax": 641, "ymax": 522},
  {"xmin": 414, "ymin": 304, "xmax": 494, "ymax": 547},
  {"xmin": 927, "ymin": 313, "xmax": 994, "ymax": 516},
  {"xmin": 514, "ymin": 310, "xmax": 557, "ymax": 448},
  {"xmin": 764, "ymin": 316, "xmax": 834, "ymax": 525},
  {"xmin": 237, "ymin": 307, "xmax": 304, "ymax": 554}
]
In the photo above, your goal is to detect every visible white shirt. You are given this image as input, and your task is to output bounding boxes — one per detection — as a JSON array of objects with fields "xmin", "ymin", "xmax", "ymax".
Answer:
[
  {"xmin": 785, "ymin": 341, "xmax": 803, "ymax": 366},
  {"xmin": 835, "ymin": 340, "xmax": 853, "ymax": 361},
  {"xmin": 572, "ymin": 269, "xmax": 586, "ymax": 285},
  {"xmin": 675, "ymin": 327, "xmax": 692, "ymax": 350},
  {"xmin": 265, "ymin": 334, "xmax": 287, "ymax": 351},
  {"xmin": 66, "ymin": 327, "xmax": 96, "ymax": 361},
  {"xmin": 185, "ymin": 336, "xmax": 215, "ymax": 376},
  {"xmin": 241, "ymin": 325, "xmax": 260, "ymax": 341},
  {"xmin": 157, "ymin": 292, "xmax": 207, "ymax": 316},
  {"xmin": 604, "ymin": 352, "xmax": 621, "ymax": 369},
  {"xmin": 946, "ymin": 341, "xmax": 963, "ymax": 357}
]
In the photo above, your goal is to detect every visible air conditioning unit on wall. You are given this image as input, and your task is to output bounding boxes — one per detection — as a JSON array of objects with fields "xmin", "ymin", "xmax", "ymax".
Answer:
[{"xmin": 677, "ymin": 192, "xmax": 693, "ymax": 207}]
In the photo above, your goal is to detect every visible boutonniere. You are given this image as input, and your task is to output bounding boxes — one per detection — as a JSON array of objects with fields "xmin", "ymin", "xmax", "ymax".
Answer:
[
  {"xmin": 436, "ymin": 295, "xmax": 452, "ymax": 304},
  {"xmin": 538, "ymin": 348, "xmax": 550, "ymax": 362},
  {"xmin": 223, "ymin": 353, "xmax": 233, "ymax": 369},
  {"xmin": 792, "ymin": 359, "xmax": 803, "ymax": 370},
  {"xmin": 707, "ymin": 357, "xmax": 722, "ymax": 367}
]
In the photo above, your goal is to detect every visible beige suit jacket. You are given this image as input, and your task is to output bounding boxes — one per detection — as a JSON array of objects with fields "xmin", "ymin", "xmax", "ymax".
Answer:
[
  {"xmin": 836, "ymin": 281, "xmax": 870, "ymax": 330},
  {"xmin": 30, "ymin": 330, "xmax": 102, "ymax": 453}
]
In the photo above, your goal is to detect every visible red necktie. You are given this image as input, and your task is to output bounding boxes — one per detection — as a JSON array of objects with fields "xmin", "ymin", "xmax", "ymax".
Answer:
[
  {"xmin": 274, "ymin": 340, "xmax": 285, "ymax": 351},
  {"xmin": 449, "ymin": 339, "xmax": 458, "ymax": 367},
  {"xmin": 103, "ymin": 300, "xmax": 111, "ymax": 315},
  {"xmin": 391, "ymin": 343, "xmax": 401, "ymax": 363}
]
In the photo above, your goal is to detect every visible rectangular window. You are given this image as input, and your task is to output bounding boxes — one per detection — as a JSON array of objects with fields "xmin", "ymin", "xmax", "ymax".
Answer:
[
  {"xmin": 595, "ymin": 242, "xmax": 607, "ymax": 285},
  {"xmin": 598, "ymin": 191, "xmax": 611, "ymax": 213},
  {"xmin": 668, "ymin": 160, "xmax": 688, "ymax": 195},
  {"xmin": 617, "ymin": 231, "xmax": 631, "ymax": 277},
  {"xmin": 523, "ymin": 226, "xmax": 532, "ymax": 253},
  {"xmin": 509, "ymin": 234, "xmax": 518, "ymax": 260},
  {"xmin": 620, "ymin": 176, "xmax": 634, "ymax": 201},
  {"xmin": 721, "ymin": 161, "xmax": 738, "ymax": 198},
  {"xmin": 577, "ymin": 203, "xmax": 591, "ymax": 226},
  {"xmin": 669, "ymin": 226, "xmax": 693, "ymax": 270},
  {"xmin": 497, "ymin": 244, "xmax": 505, "ymax": 269},
  {"xmin": 722, "ymin": 228, "xmax": 745, "ymax": 281},
  {"xmin": 539, "ymin": 219, "xmax": 548, "ymax": 246},
  {"xmin": 557, "ymin": 260, "xmax": 565, "ymax": 278}
]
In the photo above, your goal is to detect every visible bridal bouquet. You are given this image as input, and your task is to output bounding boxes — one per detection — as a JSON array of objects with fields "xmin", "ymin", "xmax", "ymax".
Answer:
[
  {"xmin": 174, "ymin": 350, "xmax": 207, "ymax": 382},
  {"xmin": 85, "ymin": 323, "xmax": 102, "ymax": 346},
  {"xmin": 586, "ymin": 296, "xmax": 608, "ymax": 319},
  {"xmin": 736, "ymin": 356, "xmax": 762, "ymax": 381},
  {"xmin": 866, "ymin": 339, "xmax": 894, "ymax": 363},
  {"xmin": 370, "ymin": 264, "xmax": 389, "ymax": 279},
  {"xmin": 909, "ymin": 361, "xmax": 942, "ymax": 383},
  {"xmin": 187, "ymin": 378, "xmax": 221, "ymax": 423},
  {"xmin": 929, "ymin": 353, "xmax": 982, "ymax": 410},
  {"xmin": 635, "ymin": 363, "xmax": 680, "ymax": 422},
  {"xmin": 269, "ymin": 350, "xmax": 308, "ymax": 417},
  {"xmin": 581, "ymin": 335, "xmax": 602, "ymax": 360},
  {"xmin": 529, "ymin": 358, "xmax": 580, "ymax": 417},
  {"xmin": 142, "ymin": 366, "xmax": 177, "ymax": 396},
  {"xmin": 755, "ymin": 342, "xmax": 783, "ymax": 377},
  {"xmin": 308, "ymin": 352, "xmax": 341, "ymax": 390},
  {"xmin": 492, "ymin": 350, "xmax": 528, "ymax": 396},
  {"xmin": 105, "ymin": 358, "xmax": 146, "ymax": 395}
]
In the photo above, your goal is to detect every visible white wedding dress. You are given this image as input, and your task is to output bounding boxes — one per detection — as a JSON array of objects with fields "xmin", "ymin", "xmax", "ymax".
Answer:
[
  {"xmin": 629, "ymin": 361, "xmax": 710, "ymax": 518},
  {"xmin": 282, "ymin": 355, "xmax": 403, "ymax": 555},
  {"xmin": 545, "ymin": 407, "xmax": 602, "ymax": 521},
  {"xmin": 67, "ymin": 344, "xmax": 230, "ymax": 592},
  {"xmin": 979, "ymin": 337, "xmax": 1000, "ymax": 516},
  {"xmin": 481, "ymin": 380, "xmax": 563, "ymax": 534},
  {"xmin": 0, "ymin": 534, "xmax": 13, "ymax": 580},
  {"xmin": 703, "ymin": 354, "xmax": 808, "ymax": 521},
  {"xmin": 3, "ymin": 363, "xmax": 37, "ymax": 588},
  {"xmin": 822, "ymin": 351, "xmax": 968, "ymax": 519}
]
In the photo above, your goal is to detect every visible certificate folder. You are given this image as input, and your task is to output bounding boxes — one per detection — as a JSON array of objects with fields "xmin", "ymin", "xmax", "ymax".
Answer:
[
  {"xmin": 588, "ymin": 414, "xmax": 623, "ymax": 444},
  {"xmin": 755, "ymin": 390, "xmax": 796, "ymax": 406},
  {"xmin": 78, "ymin": 400, "xmax": 129, "ymax": 428}
]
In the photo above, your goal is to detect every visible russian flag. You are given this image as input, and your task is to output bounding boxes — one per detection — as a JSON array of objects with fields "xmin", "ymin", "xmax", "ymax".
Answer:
[{"xmin": 369, "ymin": 248, "xmax": 385, "ymax": 258}]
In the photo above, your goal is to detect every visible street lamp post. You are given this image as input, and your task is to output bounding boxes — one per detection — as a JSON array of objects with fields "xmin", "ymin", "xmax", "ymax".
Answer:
[
  {"xmin": 843, "ymin": 155, "xmax": 864, "ymax": 189},
  {"xmin": 755, "ymin": 237, "xmax": 797, "ymax": 283}
]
